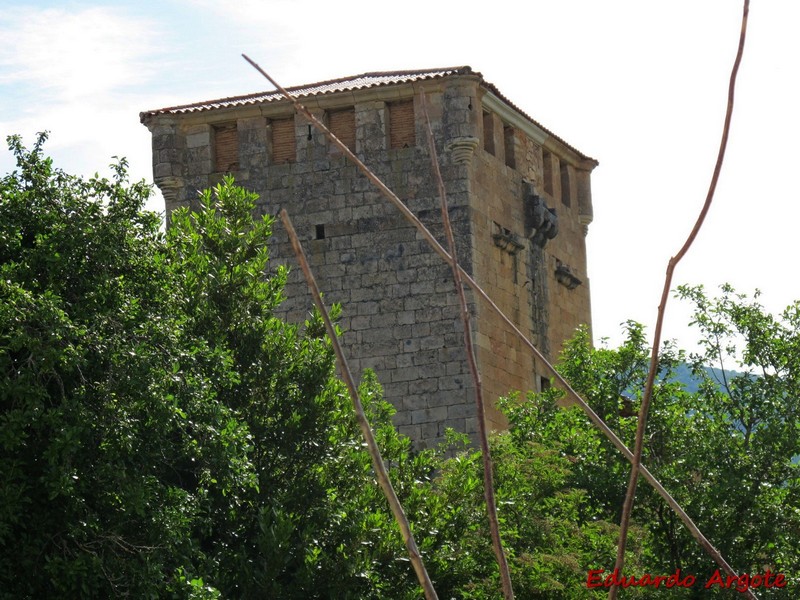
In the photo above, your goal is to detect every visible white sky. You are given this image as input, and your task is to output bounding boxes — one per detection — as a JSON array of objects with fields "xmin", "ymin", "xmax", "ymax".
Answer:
[{"xmin": 2, "ymin": 0, "xmax": 797, "ymax": 355}]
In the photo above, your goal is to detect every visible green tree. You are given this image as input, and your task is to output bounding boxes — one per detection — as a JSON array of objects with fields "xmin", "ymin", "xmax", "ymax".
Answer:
[
  {"xmin": 543, "ymin": 290, "xmax": 800, "ymax": 597},
  {"xmin": 0, "ymin": 134, "xmax": 386, "ymax": 598},
  {"xmin": 306, "ymin": 373, "xmax": 655, "ymax": 600},
  {"xmin": 0, "ymin": 135, "xmax": 649, "ymax": 599},
  {"xmin": 675, "ymin": 285, "xmax": 800, "ymax": 587},
  {"xmin": 14, "ymin": 134, "xmax": 793, "ymax": 599},
  {"xmin": 0, "ymin": 133, "xmax": 199, "ymax": 598}
]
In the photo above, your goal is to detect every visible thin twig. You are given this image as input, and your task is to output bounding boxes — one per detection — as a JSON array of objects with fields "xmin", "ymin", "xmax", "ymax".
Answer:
[
  {"xmin": 279, "ymin": 210, "xmax": 439, "ymax": 600},
  {"xmin": 242, "ymin": 54, "xmax": 751, "ymax": 592},
  {"xmin": 609, "ymin": 3, "xmax": 751, "ymax": 598},
  {"xmin": 420, "ymin": 93, "xmax": 515, "ymax": 599}
]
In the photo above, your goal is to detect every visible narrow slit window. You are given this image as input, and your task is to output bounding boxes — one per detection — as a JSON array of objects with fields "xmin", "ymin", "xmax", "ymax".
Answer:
[
  {"xmin": 483, "ymin": 111, "xmax": 495, "ymax": 155},
  {"xmin": 503, "ymin": 125, "xmax": 515, "ymax": 169},
  {"xmin": 542, "ymin": 150, "xmax": 554, "ymax": 196},
  {"xmin": 560, "ymin": 162, "xmax": 572, "ymax": 207},
  {"xmin": 315, "ymin": 224, "xmax": 326, "ymax": 240},
  {"xmin": 388, "ymin": 99, "xmax": 415, "ymax": 148}
]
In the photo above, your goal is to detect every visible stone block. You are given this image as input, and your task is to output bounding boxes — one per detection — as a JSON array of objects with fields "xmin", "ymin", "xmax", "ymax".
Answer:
[
  {"xmin": 421, "ymin": 421, "xmax": 441, "ymax": 441},
  {"xmin": 383, "ymin": 381, "xmax": 409, "ymax": 398},
  {"xmin": 411, "ymin": 406, "xmax": 448, "ymax": 425},
  {"xmin": 391, "ymin": 324, "xmax": 412, "ymax": 340},
  {"xmin": 408, "ymin": 377, "xmax": 439, "ymax": 395},
  {"xmin": 186, "ymin": 131, "xmax": 211, "ymax": 149},
  {"xmin": 401, "ymin": 395, "xmax": 429, "ymax": 411},
  {"xmin": 447, "ymin": 403, "xmax": 473, "ymax": 419},
  {"xmin": 398, "ymin": 424, "xmax": 421, "ymax": 441}
]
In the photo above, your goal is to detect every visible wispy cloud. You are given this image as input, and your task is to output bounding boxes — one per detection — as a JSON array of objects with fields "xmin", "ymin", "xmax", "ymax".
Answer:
[
  {"xmin": 0, "ymin": 6, "xmax": 163, "ymax": 102},
  {"xmin": 0, "ymin": 4, "xmax": 171, "ymax": 207}
]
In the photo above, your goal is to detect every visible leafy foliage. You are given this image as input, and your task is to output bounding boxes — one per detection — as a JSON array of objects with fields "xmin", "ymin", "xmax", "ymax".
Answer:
[
  {"xmin": 0, "ymin": 136, "xmax": 639, "ymax": 599},
  {"xmin": 3, "ymin": 136, "xmax": 797, "ymax": 598},
  {"xmin": 0, "ymin": 135, "xmax": 364, "ymax": 598},
  {"xmin": 300, "ymin": 374, "xmax": 651, "ymax": 599},
  {"xmin": 544, "ymin": 300, "xmax": 800, "ymax": 597}
]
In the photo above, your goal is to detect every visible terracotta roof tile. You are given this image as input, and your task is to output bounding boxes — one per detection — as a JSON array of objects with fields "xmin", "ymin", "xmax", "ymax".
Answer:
[
  {"xmin": 139, "ymin": 66, "xmax": 473, "ymax": 119},
  {"xmin": 140, "ymin": 65, "xmax": 595, "ymax": 163}
]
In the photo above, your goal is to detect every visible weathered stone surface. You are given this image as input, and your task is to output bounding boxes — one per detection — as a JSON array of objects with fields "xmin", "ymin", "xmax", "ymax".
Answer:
[{"xmin": 143, "ymin": 70, "xmax": 596, "ymax": 447}]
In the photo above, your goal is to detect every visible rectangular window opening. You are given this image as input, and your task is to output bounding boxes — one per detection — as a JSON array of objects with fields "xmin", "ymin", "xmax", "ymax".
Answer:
[
  {"xmin": 503, "ymin": 125, "xmax": 516, "ymax": 169},
  {"xmin": 213, "ymin": 123, "xmax": 239, "ymax": 172},
  {"xmin": 483, "ymin": 111, "xmax": 495, "ymax": 155},
  {"xmin": 542, "ymin": 150, "xmax": 554, "ymax": 196},
  {"xmin": 388, "ymin": 99, "xmax": 415, "ymax": 149},
  {"xmin": 560, "ymin": 162, "xmax": 571, "ymax": 207},
  {"xmin": 271, "ymin": 117, "xmax": 296, "ymax": 164},
  {"xmin": 315, "ymin": 224, "xmax": 326, "ymax": 240},
  {"xmin": 328, "ymin": 107, "xmax": 356, "ymax": 152}
]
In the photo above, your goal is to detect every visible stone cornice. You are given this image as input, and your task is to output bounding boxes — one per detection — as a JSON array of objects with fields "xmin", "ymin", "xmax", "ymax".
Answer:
[{"xmin": 481, "ymin": 92, "xmax": 549, "ymax": 146}]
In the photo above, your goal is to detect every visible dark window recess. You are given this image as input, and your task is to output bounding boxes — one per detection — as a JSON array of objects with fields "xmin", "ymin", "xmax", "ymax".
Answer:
[
  {"xmin": 542, "ymin": 150, "xmax": 554, "ymax": 196},
  {"xmin": 329, "ymin": 107, "xmax": 356, "ymax": 152},
  {"xmin": 503, "ymin": 125, "xmax": 516, "ymax": 169},
  {"xmin": 389, "ymin": 99, "xmax": 415, "ymax": 148},
  {"xmin": 483, "ymin": 111, "xmax": 495, "ymax": 155},
  {"xmin": 315, "ymin": 224, "xmax": 325, "ymax": 240},
  {"xmin": 540, "ymin": 376, "xmax": 551, "ymax": 392},
  {"xmin": 560, "ymin": 162, "xmax": 571, "ymax": 207},
  {"xmin": 271, "ymin": 117, "xmax": 296, "ymax": 163},
  {"xmin": 214, "ymin": 123, "xmax": 239, "ymax": 172}
]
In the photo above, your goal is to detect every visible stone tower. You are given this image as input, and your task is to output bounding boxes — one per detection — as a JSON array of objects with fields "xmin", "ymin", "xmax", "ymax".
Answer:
[{"xmin": 141, "ymin": 66, "xmax": 597, "ymax": 448}]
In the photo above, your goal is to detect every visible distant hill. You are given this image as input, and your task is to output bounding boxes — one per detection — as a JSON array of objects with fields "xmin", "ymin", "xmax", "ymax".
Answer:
[{"xmin": 670, "ymin": 362, "xmax": 743, "ymax": 394}]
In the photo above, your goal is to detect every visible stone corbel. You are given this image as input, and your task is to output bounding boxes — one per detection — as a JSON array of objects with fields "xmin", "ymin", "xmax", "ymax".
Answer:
[
  {"xmin": 555, "ymin": 260, "xmax": 582, "ymax": 290},
  {"xmin": 445, "ymin": 136, "xmax": 479, "ymax": 165},
  {"xmin": 492, "ymin": 230, "xmax": 524, "ymax": 254},
  {"xmin": 154, "ymin": 175, "xmax": 185, "ymax": 210},
  {"xmin": 523, "ymin": 181, "xmax": 558, "ymax": 248},
  {"xmin": 578, "ymin": 213, "xmax": 592, "ymax": 237}
]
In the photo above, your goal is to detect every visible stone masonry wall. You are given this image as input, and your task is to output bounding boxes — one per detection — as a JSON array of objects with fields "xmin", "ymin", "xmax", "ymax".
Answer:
[
  {"xmin": 145, "ymin": 72, "xmax": 595, "ymax": 447},
  {"xmin": 148, "ymin": 79, "xmax": 484, "ymax": 449},
  {"xmin": 470, "ymin": 107, "xmax": 539, "ymax": 429},
  {"xmin": 469, "ymin": 90, "xmax": 594, "ymax": 425}
]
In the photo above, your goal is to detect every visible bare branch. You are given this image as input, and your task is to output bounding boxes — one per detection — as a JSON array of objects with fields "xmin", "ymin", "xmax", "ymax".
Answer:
[
  {"xmin": 420, "ymin": 93, "xmax": 515, "ymax": 599},
  {"xmin": 279, "ymin": 210, "xmax": 439, "ymax": 600},
  {"xmin": 244, "ymin": 54, "xmax": 752, "ymax": 594},
  {"xmin": 609, "ymin": 2, "xmax": 752, "ymax": 598}
]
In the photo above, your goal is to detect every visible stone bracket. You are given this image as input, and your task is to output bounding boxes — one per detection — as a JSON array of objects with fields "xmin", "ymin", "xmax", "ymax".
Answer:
[
  {"xmin": 445, "ymin": 136, "xmax": 479, "ymax": 165},
  {"xmin": 523, "ymin": 181, "xmax": 558, "ymax": 248},
  {"xmin": 555, "ymin": 260, "xmax": 582, "ymax": 290}
]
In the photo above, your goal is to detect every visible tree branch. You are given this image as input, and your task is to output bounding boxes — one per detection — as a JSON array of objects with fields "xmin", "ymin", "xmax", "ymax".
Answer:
[
  {"xmin": 609, "ymin": 2, "xmax": 751, "ymax": 598},
  {"xmin": 420, "ymin": 92, "xmax": 515, "ymax": 599},
  {"xmin": 244, "ymin": 54, "xmax": 752, "ymax": 595},
  {"xmin": 279, "ymin": 210, "xmax": 439, "ymax": 600}
]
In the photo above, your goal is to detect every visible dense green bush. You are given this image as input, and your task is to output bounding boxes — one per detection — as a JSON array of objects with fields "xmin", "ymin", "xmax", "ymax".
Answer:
[
  {"xmin": 0, "ymin": 135, "xmax": 366, "ymax": 597},
  {"xmin": 3, "ymin": 135, "xmax": 795, "ymax": 598}
]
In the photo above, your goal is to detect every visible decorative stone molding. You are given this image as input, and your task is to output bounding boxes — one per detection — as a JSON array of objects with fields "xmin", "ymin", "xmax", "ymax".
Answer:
[
  {"xmin": 523, "ymin": 182, "xmax": 558, "ymax": 248},
  {"xmin": 445, "ymin": 136, "xmax": 479, "ymax": 165},
  {"xmin": 492, "ymin": 230, "xmax": 524, "ymax": 254},
  {"xmin": 578, "ymin": 213, "xmax": 592, "ymax": 237},
  {"xmin": 576, "ymin": 168, "xmax": 594, "ymax": 236},
  {"xmin": 555, "ymin": 260, "xmax": 582, "ymax": 290},
  {"xmin": 154, "ymin": 175, "xmax": 184, "ymax": 206}
]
